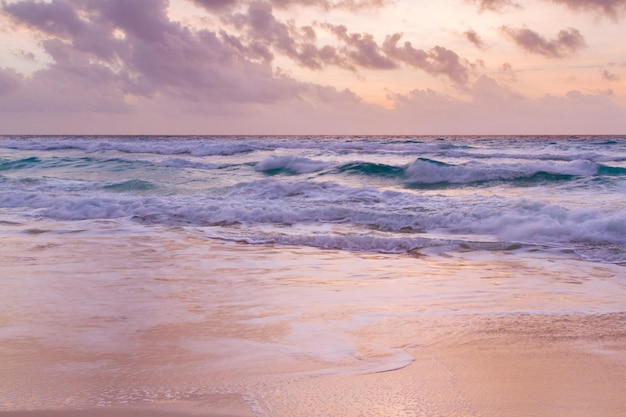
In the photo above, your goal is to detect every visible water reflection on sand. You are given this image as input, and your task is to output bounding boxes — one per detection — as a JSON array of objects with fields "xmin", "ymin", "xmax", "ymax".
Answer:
[{"xmin": 1, "ymin": 218, "xmax": 625, "ymax": 416}]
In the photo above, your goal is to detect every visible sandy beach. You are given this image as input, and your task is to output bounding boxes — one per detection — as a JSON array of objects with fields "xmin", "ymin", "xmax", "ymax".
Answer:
[
  {"xmin": 2, "ymin": 313, "xmax": 626, "ymax": 416},
  {"xmin": 1, "ymin": 213, "xmax": 625, "ymax": 417},
  {"xmin": 259, "ymin": 313, "xmax": 626, "ymax": 417}
]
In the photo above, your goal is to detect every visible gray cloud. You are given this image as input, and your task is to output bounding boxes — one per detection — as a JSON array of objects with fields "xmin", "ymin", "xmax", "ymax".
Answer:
[
  {"xmin": 465, "ymin": 0, "xmax": 520, "ymax": 12},
  {"xmin": 190, "ymin": 0, "xmax": 388, "ymax": 11},
  {"xmin": 498, "ymin": 62, "xmax": 517, "ymax": 82},
  {"xmin": 547, "ymin": 0, "xmax": 626, "ymax": 20},
  {"xmin": 467, "ymin": 0, "xmax": 626, "ymax": 19},
  {"xmin": 190, "ymin": 0, "xmax": 239, "ymax": 11},
  {"xmin": 382, "ymin": 33, "xmax": 471, "ymax": 84},
  {"xmin": 322, "ymin": 23, "xmax": 396, "ymax": 69},
  {"xmin": 391, "ymin": 78, "xmax": 626, "ymax": 134},
  {"xmin": 272, "ymin": 0, "xmax": 388, "ymax": 9},
  {"xmin": 500, "ymin": 26, "xmax": 586, "ymax": 58},
  {"xmin": 1, "ymin": 0, "xmax": 310, "ymax": 111},
  {"xmin": 215, "ymin": 3, "xmax": 472, "ymax": 80},
  {"xmin": 14, "ymin": 49, "xmax": 37, "ymax": 61},
  {"xmin": 0, "ymin": 68, "xmax": 23, "ymax": 96},
  {"xmin": 227, "ymin": 1, "xmax": 348, "ymax": 70},
  {"xmin": 466, "ymin": 0, "xmax": 626, "ymax": 20},
  {"xmin": 601, "ymin": 69, "xmax": 620, "ymax": 81},
  {"xmin": 1, "ymin": 0, "xmax": 474, "ymax": 114},
  {"xmin": 463, "ymin": 29, "xmax": 484, "ymax": 49},
  {"xmin": 3, "ymin": 0, "xmax": 85, "ymax": 38}
]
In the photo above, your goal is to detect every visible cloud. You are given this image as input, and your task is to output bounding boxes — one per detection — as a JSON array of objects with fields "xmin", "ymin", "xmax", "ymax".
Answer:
[
  {"xmin": 0, "ymin": 0, "xmax": 475, "ymax": 115},
  {"xmin": 225, "ymin": 5, "xmax": 473, "ymax": 80},
  {"xmin": 322, "ymin": 23, "xmax": 396, "ymax": 69},
  {"xmin": 382, "ymin": 33, "xmax": 471, "ymax": 84},
  {"xmin": 0, "ymin": 0, "xmax": 312, "ymax": 111},
  {"xmin": 2, "ymin": 72, "xmax": 625, "ymax": 135},
  {"xmin": 500, "ymin": 26, "xmax": 586, "ymax": 58},
  {"xmin": 498, "ymin": 62, "xmax": 517, "ymax": 82},
  {"xmin": 226, "ymin": 1, "xmax": 349, "ymax": 70},
  {"xmin": 3, "ymin": 0, "xmax": 85, "ymax": 38},
  {"xmin": 190, "ymin": 0, "xmax": 389, "ymax": 11},
  {"xmin": 13, "ymin": 49, "xmax": 37, "ymax": 62},
  {"xmin": 463, "ymin": 29, "xmax": 484, "ymax": 49},
  {"xmin": 190, "ymin": 0, "xmax": 239, "ymax": 11},
  {"xmin": 467, "ymin": 0, "xmax": 626, "ymax": 19},
  {"xmin": 390, "ymin": 77, "xmax": 626, "ymax": 134},
  {"xmin": 547, "ymin": 0, "xmax": 626, "ymax": 20},
  {"xmin": 601, "ymin": 69, "xmax": 620, "ymax": 81},
  {"xmin": 465, "ymin": 0, "xmax": 520, "ymax": 12},
  {"xmin": 1, "ymin": 0, "xmax": 624, "ymax": 136},
  {"xmin": 226, "ymin": 6, "xmax": 473, "ymax": 79},
  {"xmin": 0, "ymin": 68, "xmax": 24, "ymax": 96}
]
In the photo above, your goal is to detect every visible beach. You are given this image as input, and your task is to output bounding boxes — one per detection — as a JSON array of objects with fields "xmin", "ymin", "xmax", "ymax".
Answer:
[
  {"xmin": 1, "ymin": 135, "xmax": 625, "ymax": 416},
  {"xmin": 3, "ymin": 313, "xmax": 626, "ymax": 417},
  {"xmin": 1, "ymin": 218, "xmax": 625, "ymax": 417}
]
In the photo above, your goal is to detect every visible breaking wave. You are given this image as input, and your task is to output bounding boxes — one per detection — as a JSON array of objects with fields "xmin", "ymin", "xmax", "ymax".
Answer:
[
  {"xmin": 256, "ymin": 156, "xmax": 333, "ymax": 175},
  {"xmin": 403, "ymin": 158, "xmax": 602, "ymax": 186},
  {"xmin": 1, "ymin": 177, "xmax": 624, "ymax": 262},
  {"xmin": 1, "ymin": 135, "xmax": 624, "ymax": 263}
]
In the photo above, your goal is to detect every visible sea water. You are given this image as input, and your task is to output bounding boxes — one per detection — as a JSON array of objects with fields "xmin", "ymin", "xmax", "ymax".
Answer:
[
  {"xmin": 0, "ymin": 135, "xmax": 625, "ymax": 412},
  {"xmin": 1, "ymin": 135, "xmax": 624, "ymax": 262}
]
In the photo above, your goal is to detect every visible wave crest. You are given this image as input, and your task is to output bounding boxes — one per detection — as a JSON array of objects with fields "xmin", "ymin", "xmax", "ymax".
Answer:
[
  {"xmin": 404, "ymin": 158, "xmax": 599, "ymax": 185},
  {"xmin": 256, "ymin": 156, "xmax": 333, "ymax": 175}
]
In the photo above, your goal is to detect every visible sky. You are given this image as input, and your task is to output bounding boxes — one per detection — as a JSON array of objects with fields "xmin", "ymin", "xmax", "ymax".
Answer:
[{"xmin": 0, "ymin": 0, "xmax": 625, "ymax": 134}]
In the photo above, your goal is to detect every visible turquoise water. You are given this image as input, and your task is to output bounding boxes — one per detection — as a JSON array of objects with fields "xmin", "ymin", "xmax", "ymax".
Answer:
[{"xmin": 1, "ymin": 135, "xmax": 624, "ymax": 263}]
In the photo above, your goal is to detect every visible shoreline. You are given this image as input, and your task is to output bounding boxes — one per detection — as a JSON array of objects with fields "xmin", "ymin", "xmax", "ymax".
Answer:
[{"xmin": 2, "ymin": 219, "xmax": 624, "ymax": 416}]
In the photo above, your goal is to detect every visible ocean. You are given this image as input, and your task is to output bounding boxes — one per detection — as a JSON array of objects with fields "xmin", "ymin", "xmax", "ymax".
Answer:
[
  {"xmin": 1, "ymin": 135, "xmax": 625, "ymax": 262},
  {"xmin": 1, "ymin": 135, "xmax": 625, "ymax": 415}
]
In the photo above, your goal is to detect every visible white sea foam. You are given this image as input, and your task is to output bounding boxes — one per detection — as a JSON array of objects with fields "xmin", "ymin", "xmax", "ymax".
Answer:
[
  {"xmin": 1, "ymin": 175, "xmax": 624, "ymax": 262},
  {"xmin": 1, "ymin": 136, "xmax": 624, "ymax": 263}
]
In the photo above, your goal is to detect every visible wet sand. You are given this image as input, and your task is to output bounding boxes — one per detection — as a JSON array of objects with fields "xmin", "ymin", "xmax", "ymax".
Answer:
[
  {"xmin": 0, "ymin": 408, "xmax": 249, "ymax": 417},
  {"xmin": 1, "ymin": 223, "xmax": 625, "ymax": 416},
  {"xmin": 256, "ymin": 313, "xmax": 626, "ymax": 417},
  {"xmin": 2, "ymin": 313, "xmax": 625, "ymax": 417}
]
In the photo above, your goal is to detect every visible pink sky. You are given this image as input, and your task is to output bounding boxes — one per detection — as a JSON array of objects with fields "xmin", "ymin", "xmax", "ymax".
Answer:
[{"xmin": 1, "ymin": 0, "xmax": 625, "ymax": 134}]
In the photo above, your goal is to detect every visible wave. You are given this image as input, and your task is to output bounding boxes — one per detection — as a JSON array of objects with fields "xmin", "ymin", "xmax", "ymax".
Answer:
[
  {"xmin": 102, "ymin": 179, "xmax": 156, "ymax": 192},
  {"xmin": 2, "ymin": 137, "xmax": 624, "ymax": 167},
  {"xmin": 0, "ymin": 156, "xmax": 42, "ymax": 171},
  {"xmin": 337, "ymin": 162, "xmax": 405, "ymax": 177},
  {"xmin": 403, "ymin": 158, "xmax": 600, "ymax": 186},
  {"xmin": 598, "ymin": 165, "xmax": 626, "ymax": 176},
  {"xmin": 2, "ymin": 151, "xmax": 621, "ymax": 194},
  {"xmin": 255, "ymin": 156, "xmax": 333, "ymax": 175},
  {"xmin": 1, "ymin": 177, "xmax": 624, "ymax": 262},
  {"xmin": 0, "ymin": 155, "xmax": 153, "ymax": 173},
  {"xmin": 0, "ymin": 137, "xmax": 262, "ymax": 157},
  {"xmin": 1, "ymin": 136, "xmax": 624, "ymax": 264},
  {"xmin": 251, "ymin": 156, "xmax": 621, "ymax": 186},
  {"xmin": 200, "ymin": 231, "xmax": 517, "ymax": 255},
  {"xmin": 159, "ymin": 157, "xmax": 223, "ymax": 170},
  {"xmin": 440, "ymin": 149, "xmax": 626, "ymax": 163}
]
